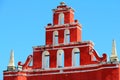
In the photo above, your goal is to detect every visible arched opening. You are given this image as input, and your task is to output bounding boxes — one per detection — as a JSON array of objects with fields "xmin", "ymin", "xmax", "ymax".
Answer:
[
  {"xmin": 91, "ymin": 55, "xmax": 97, "ymax": 61},
  {"xmin": 57, "ymin": 50, "xmax": 64, "ymax": 68},
  {"xmin": 42, "ymin": 51, "xmax": 50, "ymax": 69},
  {"xmin": 59, "ymin": 13, "xmax": 64, "ymax": 25},
  {"xmin": 72, "ymin": 48, "xmax": 80, "ymax": 67},
  {"xmin": 53, "ymin": 31, "xmax": 58, "ymax": 45},
  {"xmin": 64, "ymin": 29, "xmax": 70, "ymax": 44}
]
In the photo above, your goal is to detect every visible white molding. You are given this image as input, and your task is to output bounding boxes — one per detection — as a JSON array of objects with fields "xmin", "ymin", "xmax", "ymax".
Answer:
[
  {"xmin": 28, "ymin": 66, "xmax": 118, "ymax": 76},
  {"xmin": 4, "ymin": 65, "xmax": 119, "ymax": 77},
  {"xmin": 33, "ymin": 44, "xmax": 92, "ymax": 52},
  {"xmin": 53, "ymin": 10, "xmax": 74, "ymax": 14},
  {"xmin": 46, "ymin": 26, "xmax": 81, "ymax": 32},
  {"xmin": 33, "ymin": 41, "xmax": 94, "ymax": 49},
  {"xmin": 4, "ymin": 73, "xmax": 26, "ymax": 77}
]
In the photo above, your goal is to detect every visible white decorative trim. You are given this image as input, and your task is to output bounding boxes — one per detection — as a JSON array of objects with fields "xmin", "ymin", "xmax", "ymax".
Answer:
[
  {"xmin": 53, "ymin": 10, "xmax": 74, "ymax": 14},
  {"xmin": 28, "ymin": 66, "xmax": 118, "ymax": 76},
  {"xmin": 64, "ymin": 29, "xmax": 70, "ymax": 44},
  {"xmin": 8, "ymin": 50, "xmax": 15, "ymax": 67},
  {"xmin": 72, "ymin": 48, "xmax": 80, "ymax": 66},
  {"xmin": 46, "ymin": 26, "xmax": 81, "ymax": 32},
  {"xmin": 34, "ymin": 44, "xmax": 92, "ymax": 52},
  {"xmin": 53, "ymin": 31, "xmax": 59, "ymax": 45},
  {"xmin": 58, "ymin": 13, "xmax": 64, "ymax": 25},
  {"xmin": 4, "ymin": 73, "xmax": 26, "ymax": 77},
  {"xmin": 4, "ymin": 65, "xmax": 119, "ymax": 77},
  {"xmin": 42, "ymin": 51, "xmax": 50, "ymax": 69},
  {"xmin": 57, "ymin": 50, "xmax": 64, "ymax": 67}
]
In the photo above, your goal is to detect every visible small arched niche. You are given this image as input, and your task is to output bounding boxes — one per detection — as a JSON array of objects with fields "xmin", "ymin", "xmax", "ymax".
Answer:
[
  {"xmin": 64, "ymin": 29, "xmax": 70, "ymax": 44},
  {"xmin": 72, "ymin": 48, "xmax": 80, "ymax": 67},
  {"xmin": 53, "ymin": 31, "xmax": 58, "ymax": 45},
  {"xmin": 59, "ymin": 13, "xmax": 64, "ymax": 25},
  {"xmin": 42, "ymin": 51, "xmax": 50, "ymax": 69},
  {"xmin": 57, "ymin": 49, "xmax": 64, "ymax": 68}
]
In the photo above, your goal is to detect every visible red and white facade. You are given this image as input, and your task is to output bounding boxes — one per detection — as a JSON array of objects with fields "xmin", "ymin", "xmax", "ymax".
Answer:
[{"xmin": 3, "ymin": 2, "xmax": 120, "ymax": 80}]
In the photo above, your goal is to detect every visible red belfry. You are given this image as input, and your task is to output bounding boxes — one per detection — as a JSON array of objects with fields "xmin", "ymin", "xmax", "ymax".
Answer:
[{"xmin": 3, "ymin": 2, "xmax": 120, "ymax": 80}]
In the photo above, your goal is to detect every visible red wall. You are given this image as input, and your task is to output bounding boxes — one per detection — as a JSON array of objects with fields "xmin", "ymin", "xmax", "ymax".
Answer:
[
  {"xmin": 49, "ymin": 50, "xmax": 57, "ymax": 68},
  {"xmin": 64, "ymin": 48, "xmax": 72, "ymax": 67},
  {"xmin": 33, "ymin": 51, "xmax": 42, "ymax": 69},
  {"xmin": 4, "ymin": 65, "xmax": 120, "ymax": 80},
  {"xmin": 46, "ymin": 31, "xmax": 53, "ymax": 45},
  {"xmin": 58, "ymin": 30, "xmax": 64, "ymax": 44}
]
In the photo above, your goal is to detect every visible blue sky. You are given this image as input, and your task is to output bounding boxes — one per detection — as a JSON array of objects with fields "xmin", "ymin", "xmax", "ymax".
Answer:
[{"xmin": 0, "ymin": 0, "xmax": 120, "ymax": 79}]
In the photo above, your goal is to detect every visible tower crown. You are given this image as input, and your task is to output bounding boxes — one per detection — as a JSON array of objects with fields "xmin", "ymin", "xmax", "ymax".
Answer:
[
  {"xmin": 52, "ymin": 2, "xmax": 74, "ymax": 25},
  {"xmin": 46, "ymin": 2, "xmax": 82, "ymax": 45},
  {"xmin": 60, "ymin": 2, "xmax": 65, "ymax": 6}
]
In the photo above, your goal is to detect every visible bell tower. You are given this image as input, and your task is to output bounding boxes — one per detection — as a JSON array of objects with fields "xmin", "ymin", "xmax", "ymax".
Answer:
[
  {"xmin": 53, "ymin": 2, "xmax": 74, "ymax": 25},
  {"xmin": 46, "ymin": 2, "xmax": 82, "ymax": 45}
]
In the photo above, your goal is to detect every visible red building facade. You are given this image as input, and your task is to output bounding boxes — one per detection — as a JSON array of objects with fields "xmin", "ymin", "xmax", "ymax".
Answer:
[{"xmin": 3, "ymin": 2, "xmax": 120, "ymax": 80}]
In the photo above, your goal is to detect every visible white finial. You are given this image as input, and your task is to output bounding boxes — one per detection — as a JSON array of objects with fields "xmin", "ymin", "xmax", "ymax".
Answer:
[
  {"xmin": 110, "ymin": 40, "xmax": 119, "ymax": 62},
  {"xmin": 7, "ymin": 50, "xmax": 15, "ymax": 71},
  {"xmin": 60, "ymin": 2, "xmax": 65, "ymax": 6}
]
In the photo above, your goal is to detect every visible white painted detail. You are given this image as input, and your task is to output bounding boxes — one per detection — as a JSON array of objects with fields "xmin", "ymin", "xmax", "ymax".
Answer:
[
  {"xmin": 92, "ymin": 55, "xmax": 97, "ymax": 61},
  {"xmin": 4, "ymin": 65, "xmax": 118, "ymax": 77},
  {"xmin": 8, "ymin": 50, "xmax": 15, "ymax": 67},
  {"xmin": 64, "ymin": 29, "xmax": 70, "ymax": 44},
  {"xmin": 7, "ymin": 50, "xmax": 15, "ymax": 71},
  {"xmin": 110, "ymin": 40, "xmax": 119, "ymax": 62},
  {"xmin": 17, "ymin": 65, "xmax": 22, "ymax": 71},
  {"xmin": 33, "ymin": 41, "xmax": 94, "ymax": 49},
  {"xmin": 60, "ymin": 2, "xmax": 65, "ymax": 6},
  {"xmin": 4, "ymin": 73, "xmax": 26, "ymax": 77},
  {"xmin": 34, "ymin": 44, "xmax": 93, "ymax": 52},
  {"xmin": 46, "ymin": 26, "xmax": 81, "ymax": 31},
  {"xmin": 57, "ymin": 50, "xmax": 64, "ymax": 68},
  {"xmin": 42, "ymin": 51, "xmax": 50, "ymax": 69},
  {"xmin": 72, "ymin": 48, "xmax": 80, "ymax": 66},
  {"xmin": 53, "ymin": 31, "xmax": 59, "ymax": 45},
  {"xmin": 59, "ymin": 13, "xmax": 64, "ymax": 25},
  {"xmin": 53, "ymin": 10, "xmax": 74, "ymax": 14}
]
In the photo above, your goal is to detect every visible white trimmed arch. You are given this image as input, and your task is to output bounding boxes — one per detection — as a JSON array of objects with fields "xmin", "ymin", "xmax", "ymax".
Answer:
[
  {"xmin": 64, "ymin": 29, "xmax": 70, "ymax": 44},
  {"xmin": 53, "ymin": 31, "xmax": 58, "ymax": 45},
  {"xmin": 42, "ymin": 51, "xmax": 50, "ymax": 69},
  {"xmin": 57, "ymin": 49, "xmax": 64, "ymax": 68},
  {"xmin": 59, "ymin": 13, "xmax": 64, "ymax": 25},
  {"xmin": 72, "ymin": 48, "xmax": 80, "ymax": 66}
]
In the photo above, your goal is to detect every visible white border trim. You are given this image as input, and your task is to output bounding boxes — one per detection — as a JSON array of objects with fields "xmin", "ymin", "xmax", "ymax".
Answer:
[
  {"xmin": 33, "ymin": 44, "xmax": 92, "ymax": 52},
  {"xmin": 46, "ymin": 26, "xmax": 81, "ymax": 32},
  {"xmin": 4, "ymin": 65, "xmax": 118, "ymax": 77},
  {"xmin": 53, "ymin": 10, "xmax": 74, "ymax": 14}
]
